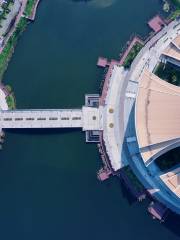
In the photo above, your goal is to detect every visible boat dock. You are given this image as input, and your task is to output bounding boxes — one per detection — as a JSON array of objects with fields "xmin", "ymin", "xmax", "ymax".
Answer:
[{"xmin": 97, "ymin": 57, "xmax": 110, "ymax": 68}]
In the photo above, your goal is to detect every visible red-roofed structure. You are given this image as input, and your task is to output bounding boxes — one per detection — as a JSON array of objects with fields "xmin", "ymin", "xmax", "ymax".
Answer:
[
  {"xmin": 148, "ymin": 15, "xmax": 165, "ymax": 33},
  {"xmin": 97, "ymin": 57, "xmax": 109, "ymax": 68}
]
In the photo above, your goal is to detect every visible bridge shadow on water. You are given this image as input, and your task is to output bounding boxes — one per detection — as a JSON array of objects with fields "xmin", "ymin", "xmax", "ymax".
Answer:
[{"xmin": 4, "ymin": 128, "xmax": 81, "ymax": 136}]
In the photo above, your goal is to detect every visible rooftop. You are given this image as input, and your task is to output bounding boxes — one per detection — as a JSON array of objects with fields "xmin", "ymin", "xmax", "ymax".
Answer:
[
  {"xmin": 148, "ymin": 15, "xmax": 165, "ymax": 33},
  {"xmin": 172, "ymin": 35, "xmax": 180, "ymax": 50},
  {"xmin": 135, "ymin": 70, "xmax": 180, "ymax": 165},
  {"xmin": 163, "ymin": 42, "xmax": 180, "ymax": 62},
  {"xmin": 160, "ymin": 167, "xmax": 180, "ymax": 198}
]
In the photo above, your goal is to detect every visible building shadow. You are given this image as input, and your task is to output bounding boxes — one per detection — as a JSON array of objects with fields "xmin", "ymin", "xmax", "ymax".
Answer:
[
  {"xmin": 122, "ymin": 100, "xmax": 180, "ymax": 236},
  {"xmin": 164, "ymin": 212, "xmax": 180, "ymax": 235},
  {"xmin": 118, "ymin": 176, "xmax": 137, "ymax": 205}
]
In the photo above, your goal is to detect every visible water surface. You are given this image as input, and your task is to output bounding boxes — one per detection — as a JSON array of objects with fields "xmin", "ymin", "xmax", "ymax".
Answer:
[{"xmin": 0, "ymin": 0, "xmax": 179, "ymax": 239}]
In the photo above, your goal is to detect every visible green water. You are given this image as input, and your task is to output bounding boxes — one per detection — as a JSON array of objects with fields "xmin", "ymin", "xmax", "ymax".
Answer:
[{"xmin": 0, "ymin": 0, "xmax": 179, "ymax": 239}]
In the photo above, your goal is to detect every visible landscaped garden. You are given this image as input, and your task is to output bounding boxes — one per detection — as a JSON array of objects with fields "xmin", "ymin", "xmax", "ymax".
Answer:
[
  {"xmin": 6, "ymin": 93, "xmax": 15, "ymax": 109},
  {"xmin": 155, "ymin": 62, "xmax": 180, "ymax": 86},
  {"xmin": 123, "ymin": 43, "xmax": 143, "ymax": 69},
  {"xmin": 24, "ymin": 0, "xmax": 37, "ymax": 17},
  {"xmin": 171, "ymin": 0, "xmax": 180, "ymax": 8}
]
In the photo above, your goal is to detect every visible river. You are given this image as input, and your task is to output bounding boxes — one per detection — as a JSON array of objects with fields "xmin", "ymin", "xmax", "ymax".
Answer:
[{"xmin": 0, "ymin": 0, "xmax": 179, "ymax": 239}]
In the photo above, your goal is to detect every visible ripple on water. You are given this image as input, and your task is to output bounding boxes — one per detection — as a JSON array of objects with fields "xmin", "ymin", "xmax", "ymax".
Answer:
[
  {"xmin": 71, "ymin": 0, "xmax": 117, "ymax": 8},
  {"xmin": 88, "ymin": 0, "xmax": 117, "ymax": 8}
]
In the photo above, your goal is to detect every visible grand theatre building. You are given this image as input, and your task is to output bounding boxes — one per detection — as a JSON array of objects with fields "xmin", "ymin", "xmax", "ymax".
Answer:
[{"xmin": 99, "ymin": 17, "xmax": 180, "ymax": 217}]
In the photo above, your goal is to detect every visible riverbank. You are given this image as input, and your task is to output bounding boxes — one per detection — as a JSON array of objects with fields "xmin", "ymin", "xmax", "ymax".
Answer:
[
  {"xmin": 24, "ymin": 0, "xmax": 41, "ymax": 20},
  {"xmin": 2, "ymin": 1, "xmax": 180, "ymax": 239},
  {"xmin": 0, "ymin": 0, "xmax": 40, "ymax": 81},
  {"xmin": 0, "ymin": 17, "xmax": 28, "ymax": 80}
]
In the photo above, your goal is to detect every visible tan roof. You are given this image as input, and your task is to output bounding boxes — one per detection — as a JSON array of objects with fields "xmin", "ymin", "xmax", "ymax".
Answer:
[
  {"xmin": 160, "ymin": 167, "xmax": 180, "ymax": 198},
  {"xmin": 172, "ymin": 35, "xmax": 180, "ymax": 50},
  {"xmin": 162, "ymin": 37, "xmax": 180, "ymax": 61},
  {"xmin": 135, "ymin": 70, "xmax": 180, "ymax": 164}
]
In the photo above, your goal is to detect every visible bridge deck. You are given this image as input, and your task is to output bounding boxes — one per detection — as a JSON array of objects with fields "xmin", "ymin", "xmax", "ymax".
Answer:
[
  {"xmin": 0, "ymin": 107, "xmax": 102, "ymax": 130},
  {"xmin": 0, "ymin": 109, "xmax": 83, "ymax": 128}
]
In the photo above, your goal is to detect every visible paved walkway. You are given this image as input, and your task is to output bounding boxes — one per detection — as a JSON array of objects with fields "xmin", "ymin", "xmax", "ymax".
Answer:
[
  {"xmin": 0, "ymin": 0, "xmax": 28, "ymax": 53},
  {"xmin": 0, "ymin": 109, "xmax": 82, "ymax": 128}
]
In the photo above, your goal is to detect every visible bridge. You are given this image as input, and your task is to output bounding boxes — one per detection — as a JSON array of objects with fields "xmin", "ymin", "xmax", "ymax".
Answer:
[{"xmin": 0, "ymin": 106, "xmax": 103, "ymax": 131}]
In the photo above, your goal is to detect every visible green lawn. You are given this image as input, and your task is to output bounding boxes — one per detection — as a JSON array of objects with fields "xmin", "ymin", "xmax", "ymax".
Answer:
[
  {"xmin": 0, "ymin": 17, "xmax": 28, "ymax": 80},
  {"xmin": 24, "ymin": 0, "xmax": 36, "ymax": 17},
  {"xmin": 169, "ymin": 8, "xmax": 180, "ymax": 20},
  {"xmin": 168, "ymin": 0, "xmax": 180, "ymax": 20}
]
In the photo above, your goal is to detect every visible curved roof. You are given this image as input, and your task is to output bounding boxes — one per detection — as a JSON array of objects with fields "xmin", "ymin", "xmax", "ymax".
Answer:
[
  {"xmin": 162, "ymin": 35, "xmax": 180, "ymax": 62},
  {"xmin": 135, "ymin": 70, "xmax": 180, "ymax": 165},
  {"xmin": 172, "ymin": 35, "xmax": 180, "ymax": 50},
  {"xmin": 160, "ymin": 167, "xmax": 180, "ymax": 198}
]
